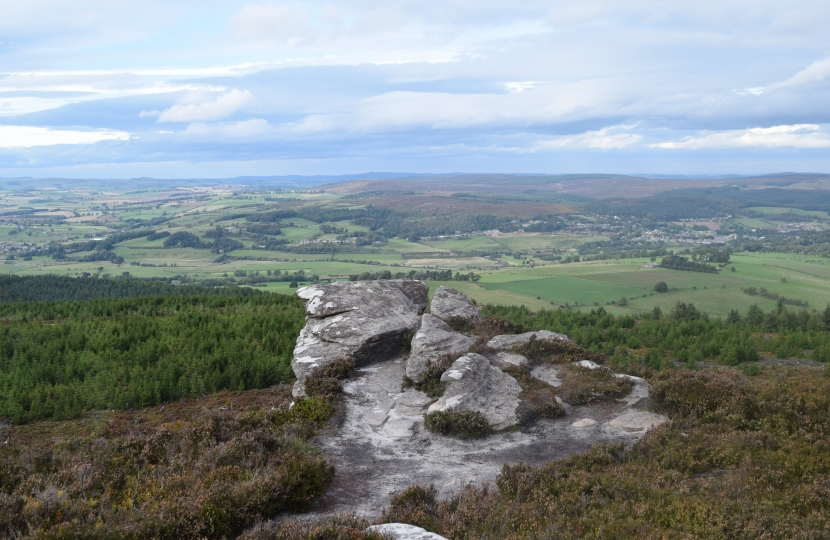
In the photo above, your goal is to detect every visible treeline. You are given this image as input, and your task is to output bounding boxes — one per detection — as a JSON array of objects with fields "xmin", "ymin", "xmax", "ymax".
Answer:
[
  {"xmin": 0, "ymin": 294, "xmax": 305, "ymax": 423},
  {"xmin": 660, "ymin": 254, "xmax": 719, "ymax": 273},
  {"xmin": 743, "ymin": 286, "xmax": 808, "ymax": 307},
  {"xmin": 348, "ymin": 270, "xmax": 481, "ymax": 282},
  {"xmin": 163, "ymin": 231, "xmax": 244, "ymax": 253},
  {"xmin": 0, "ymin": 274, "xmax": 255, "ymax": 303},
  {"xmin": 485, "ymin": 302, "xmax": 830, "ymax": 367}
]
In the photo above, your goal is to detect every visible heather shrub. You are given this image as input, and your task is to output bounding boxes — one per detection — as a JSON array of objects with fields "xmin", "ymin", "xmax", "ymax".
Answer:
[
  {"xmin": 241, "ymin": 513, "xmax": 385, "ymax": 540},
  {"xmin": 424, "ymin": 409, "xmax": 492, "ymax": 439},
  {"xmin": 0, "ymin": 395, "xmax": 335, "ymax": 539},
  {"xmin": 305, "ymin": 359, "xmax": 356, "ymax": 399},
  {"xmin": 556, "ymin": 364, "xmax": 634, "ymax": 406},
  {"xmin": 513, "ymin": 335, "xmax": 604, "ymax": 365}
]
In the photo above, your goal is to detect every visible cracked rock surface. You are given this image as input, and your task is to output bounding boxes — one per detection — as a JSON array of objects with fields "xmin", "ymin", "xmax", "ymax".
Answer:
[
  {"xmin": 427, "ymin": 353, "xmax": 522, "ymax": 430},
  {"xmin": 292, "ymin": 280, "xmax": 428, "ymax": 396},
  {"xmin": 290, "ymin": 280, "xmax": 669, "ymax": 517},
  {"xmin": 406, "ymin": 314, "xmax": 474, "ymax": 382},
  {"xmin": 429, "ymin": 286, "xmax": 483, "ymax": 324}
]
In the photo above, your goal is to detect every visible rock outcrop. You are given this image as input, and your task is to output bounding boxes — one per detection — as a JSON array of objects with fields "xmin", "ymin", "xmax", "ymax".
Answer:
[
  {"xmin": 406, "ymin": 314, "xmax": 474, "ymax": 382},
  {"xmin": 292, "ymin": 280, "xmax": 428, "ymax": 396},
  {"xmin": 367, "ymin": 524, "xmax": 448, "ymax": 540},
  {"xmin": 487, "ymin": 330, "xmax": 570, "ymax": 350},
  {"xmin": 429, "ymin": 286, "xmax": 482, "ymax": 324},
  {"xmin": 427, "ymin": 353, "xmax": 522, "ymax": 430}
]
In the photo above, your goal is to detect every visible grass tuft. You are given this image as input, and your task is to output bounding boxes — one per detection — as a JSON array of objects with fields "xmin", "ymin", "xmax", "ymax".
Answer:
[{"xmin": 424, "ymin": 409, "xmax": 492, "ymax": 439}]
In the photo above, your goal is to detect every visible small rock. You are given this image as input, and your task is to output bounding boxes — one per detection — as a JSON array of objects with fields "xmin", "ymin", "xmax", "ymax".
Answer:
[
  {"xmin": 530, "ymin": 364, "xmax": 562, "ymax": 387},
  {"xmin": 486, "ymin": 330, "xmax": 571, "ymax": 350},
  {"xmin": 485, "ymin": 350, "xmax": 529, "ymax": 368},
  {"xmin": 615, "ymin": 374, "xmax": 650, "ymax": 406},
  {"xmin": 429, "ymin": 286, "xmax": 482, "ymax": 324},
  {"xmin": 427, "ymin": 353, "xmax": 522, "ymax": 430},
  {"xmin": 407, "ymin": 314, "xmax": 474, "ymax": 382},
  {"xmin": 571, "ymin": 418, "xmax": 597, "ymax": 428},
  {"xmin": 576, "ymin": 360, "xmax": 601, "ymax": 370},
  {"xmin": 609, "ymin": 411, "xmax": 669, "ymax": 431},
  {"xmin": 367, "ymin": 523, "xmax": 449, "ymax": 540}
]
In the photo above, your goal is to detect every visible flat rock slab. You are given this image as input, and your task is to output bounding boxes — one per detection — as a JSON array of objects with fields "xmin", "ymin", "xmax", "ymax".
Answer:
[
  {"xmin": 429, "ymin": 286, "xmax": 482, "ymax": 323},
  {"xmin": 309, "ymin": 359, "xmax": 665, "ymax": 518},
  {"xmin": 368, "ymin": 524, "xmax": 448, "ymax": 540},
  {"xmin": 407, "ymin": 314, "xmax": 474, "ymax": 382},
  {"xmin": 428, "ymin": 353, "xmax": 521, "ymax": 430},
  {"xmin": 487, "ymin": 330, "xmax": 571, "ymax": 350},
  {"xmin": 609, "ymin": 411, "xmax": 668, "ymax": 431}
]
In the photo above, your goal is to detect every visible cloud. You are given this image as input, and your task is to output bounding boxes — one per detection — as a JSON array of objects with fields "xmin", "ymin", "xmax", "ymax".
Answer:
[
  {"xmin": 182, "ymin": 119, "xmax": 271, "ymax": 138},
  {"xmin": 532, "ymin": 127, "xmax": 641, "ymax": 150},
  {"xmin": 229, "ymin": 4, "xmax": 308, "ymax": 42},
  {"xmin": 768, "ymin": 56, "xmax": 830, "ymax": 90},
  {"xmin": 0, "ymin": 125, "xmax": 130, "ymax": 148},
  {"xmin": 156, "ymin": 90, "xmax": 252, "ymax": 123},
  {"xmin": 652, "ymin": 124, "xmax": 830, "ymax": 149}
]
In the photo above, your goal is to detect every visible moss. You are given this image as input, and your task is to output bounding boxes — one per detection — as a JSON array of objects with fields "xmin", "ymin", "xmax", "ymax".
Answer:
[{"xmin": 424, "ymin": 409, "xmax": 492, "ymax": 439}]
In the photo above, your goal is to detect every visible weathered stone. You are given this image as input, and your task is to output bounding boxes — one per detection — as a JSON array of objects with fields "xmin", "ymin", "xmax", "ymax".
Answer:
[
  {"xmin": 427, "ymin": 353, "xmax": 522, "ymax": 430},
  {"xmin": 571, "ymin": 418, "xmax": 597, "ymax": 428},
  {"xmin": 406, "ymin": 314, "xmax": 474, "ymax": 382},
  {"xmin": 429, "ymin": 286, "xmax": 482, "ymax": 323},
  {"xmin": 292, "ymin": 280, "xmax": 429, "ymax": 396},
  {"xmin": 367, "ymin": 524, "xmax": 448, "ymax": 540},
  {"xmin": 486, "ymin": 330, "xmax": 571, "ymax": 350},
  {"xmin": 484, "ymin": 350, "xmax": 529, "ymax": 369},
  {"xmin": 530, "ymin": 364, "xmax": 562, "ymax": 387},
  {"xmin": 609, "ymin": 411, "xmax": 669, "ymax": 431}
]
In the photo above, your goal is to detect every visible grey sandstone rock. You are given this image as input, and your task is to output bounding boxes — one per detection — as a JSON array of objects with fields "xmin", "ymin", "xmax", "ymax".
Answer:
[
  {"xmin": 609, "ymin": 411, "xmax": 668, "ymax": 431},
  {"xmin": 427, "ymin": 353, "xmax": 522, "ymax": 430},
  {"xmin": 429, "ymin": 286, "xmax": 482, "ymax": 323},
  {"xmin": 367, "ymin": 524, "xmax": 448, "ymax": 540},
  {"xmin": 292, "ymin": 280, "xmax": 428, "ymax": 396},
  {"xmin": 406, "ymin": 314, "xmax": 474, "ymax": 382},
  {"xmin": 486, "ymin": 330, "xmax": 571, "ymax": 350}
]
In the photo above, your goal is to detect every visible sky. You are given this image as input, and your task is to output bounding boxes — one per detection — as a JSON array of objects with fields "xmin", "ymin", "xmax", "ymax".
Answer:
[{"xmin": 0, "ymin": 0, "xmax": 829, "ymax": 178}]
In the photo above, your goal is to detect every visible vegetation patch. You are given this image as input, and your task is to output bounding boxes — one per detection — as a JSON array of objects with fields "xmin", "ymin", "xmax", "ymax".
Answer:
[
  {"xmin": 367, "ymin": 368, "xmax": 830, "ymax": 539},
  {"xmin": 402, "ymin": 354, "xmax": 456, "ymax": 398},
  {"xmin": 0, "ymin": 389, "xmax": 336, "ymax": 539},
  {"xmin": 241, "ymin": 514, "xmax": 385, "ymax": 540},
  {"xmin": 555, "ymin": 364, "xmax": 634, "ymax": 406},
  {"xmin": 304, "ymin": 358, "xmax": 356, "ymax": 399},
  {"xmin": 512, "ymin": 334, "xmax": 604, "ymax": 365},
  {"xmin": 424, "ymin": 409, "xmax": 492, "ymax": 439},
  {"xmin": 503, "ymin": 365, "xmax": 566, "ymax": 422}
]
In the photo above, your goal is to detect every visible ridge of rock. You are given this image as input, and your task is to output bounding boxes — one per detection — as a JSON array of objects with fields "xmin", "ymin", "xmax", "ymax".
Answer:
[
  {"xmin": 406, "ymin": 313, "xmax": 474, "ymax": 382},
  {"xmin": 430, "ymin": 286, "xmax": 482, "ymax": 323},
  {"xmin": 367, "ymin": 524, "xmax": 448, "ymax": 540},
  {"xmin": 292, "ymin": 280, "xmax": 428, "ymax": 396}
]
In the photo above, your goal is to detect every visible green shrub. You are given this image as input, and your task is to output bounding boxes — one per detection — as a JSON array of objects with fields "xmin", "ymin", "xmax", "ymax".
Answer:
[
  {"xmin": 424, "ymin": 409, "xmax": 492, "ymax": 439},
  {"xmin": 304, "ymin": 359, "xmax": 355, "ymax": 399},
  {"xmin": 405, "ymin": 354, "xmax": 455, "ymax": 398}
]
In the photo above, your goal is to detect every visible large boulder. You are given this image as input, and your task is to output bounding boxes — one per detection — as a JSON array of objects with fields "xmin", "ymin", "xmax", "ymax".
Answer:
[
  {"xmin": 487, "ymin": 330, "xmax": 571, "ymax": 350},
  {"xmin": 427, "ymin": 353, "xmax": 521, "ymax": 430},
  {"xmin": 429, "ymin": 286, "xmax": 482, "ymax": 324},
  {"xmin": 406, "ymin": 314, "xmax": 474, "ymax": 382},
  {"xmin": 292, "ymin": 280, "xmax": 429, "ymax": 397}
]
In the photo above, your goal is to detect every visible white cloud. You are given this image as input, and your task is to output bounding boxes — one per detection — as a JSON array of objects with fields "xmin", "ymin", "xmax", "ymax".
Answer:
[
  {"xmin": 769, "ymin": 56, "xmax": 830, "ymax": 90},
  {"xmin": 229, "ymin": 4, "xmax": 308, "ymax": 42},
  {"xmin": 533, "ymin": 127, "xmax": 641, "ymax": 150},
  {"xmin": 0, "ymin": 125, "xmax": 130, "ymax": 148},
  {"xmin": 182, "ymin": 119, "xmax": 271, "ymax": 138},
  {"xmin": 652, "ymin": 124, "xmax": 830, "ymax": 149},
  {"xmin": 157, "ymin": 90, "xmax": 252, "ymax": 123}
]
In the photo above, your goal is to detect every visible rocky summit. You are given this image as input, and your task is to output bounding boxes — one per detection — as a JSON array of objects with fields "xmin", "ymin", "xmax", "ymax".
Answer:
[{"xmin": 291, "ymin": 281, "xmax": 668, "ymax": 516}]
